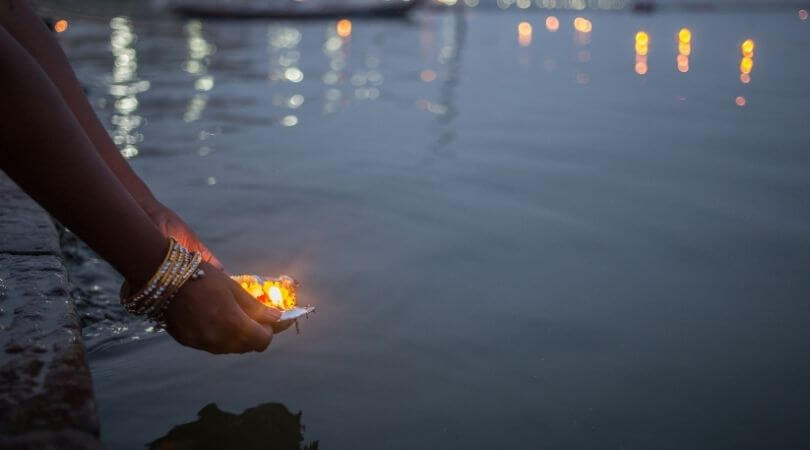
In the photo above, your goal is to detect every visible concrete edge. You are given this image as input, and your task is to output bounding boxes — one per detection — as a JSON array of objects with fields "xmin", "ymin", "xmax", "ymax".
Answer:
[{"xmin": 0, "ymin": 173, "xmax": 101, "ymax": 449}]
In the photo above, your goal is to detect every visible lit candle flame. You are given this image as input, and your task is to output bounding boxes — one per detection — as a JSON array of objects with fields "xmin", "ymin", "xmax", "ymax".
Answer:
[{"xmin": 233, "ymin": 275, "xmax": 298, "ymax": 310}]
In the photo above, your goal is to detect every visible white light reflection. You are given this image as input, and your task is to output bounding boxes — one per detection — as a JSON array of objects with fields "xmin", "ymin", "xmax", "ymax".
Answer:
[
  {"xmin": 268, "ymin": 25, "xmax": 304, "ymax": 124},
  {"xmin": 109, "ymin": 17, "xmax": 147, "ymax": 159},
  {"xmin": 183, "ymin": 20, "xmax": 215, "ymax": 123}
]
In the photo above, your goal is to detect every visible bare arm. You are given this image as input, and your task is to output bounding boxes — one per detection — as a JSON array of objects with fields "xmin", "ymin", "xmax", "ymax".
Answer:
[
  {"xmin": 0, "ymin": 0, "xmax": 222, "ymax": 268},
  {"xmin": 0, "ymin": 23, "xmax": 278, "ymax": 353},
  {"xmin": 0, "ymin": 22, "xmax": 166, "ymax": 288}
]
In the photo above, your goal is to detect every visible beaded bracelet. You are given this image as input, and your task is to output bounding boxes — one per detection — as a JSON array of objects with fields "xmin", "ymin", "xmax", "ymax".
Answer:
[{"xmin": 120, "ymin": 238, "xmax": 206, "ymax": 327}]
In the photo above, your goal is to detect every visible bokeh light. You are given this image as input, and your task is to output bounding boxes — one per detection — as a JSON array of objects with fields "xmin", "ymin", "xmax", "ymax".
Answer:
[
  {"xmin": 518, "ymin": 21, "xmax": 533, "ymax": 36},
  {"xmin": 739, "ymin": 39, "xmax": 755, "ymax": 84},
  {"xmin": 635, "ymin": 30, "xmax": 649, "ymax": 75},
  {"xmin": 740, "ymin": 56, "xmax": 754, "ymax": 74},
  {"xmin": 573, "ymin": 17, "xmax": 592, "ymax": 33},
  {"xmin": 545, "ymin": 16, "xmax": 560, "ymax": 32},
  {"xmin": 54, "ymin": 19, "xmax": 68, "ymax": 33},
  {"xmin": 336, "ymin": 19, "xmax": 352, "ymax": 38},
  {"xmin": 420, "ymin": 69, "xmax": 437, "ymax": 82},
  {"xmin": 518, "ymin": 21, "xmax": 533, "ymax": 47},
  {"xmin": 741, "ymin": 39, "xmax": 755, "ymax": 57},
  {"xmin": 677, "ymin": 28, "xmax": 691, "ymax": 73},
  {"xmin": 678, "ymin": 28, "xmax": 691, "ymax": 43},
  {"xmin": 799, "ymin": 9, "xmax": 808, "ymax": 20},
  {"xmin": 735, "ymin": 96, "xmax": 746, "ymax": 107},
  {"xmin": 635, "ymin": 31, "xmax": 649, "ymax": 55}
]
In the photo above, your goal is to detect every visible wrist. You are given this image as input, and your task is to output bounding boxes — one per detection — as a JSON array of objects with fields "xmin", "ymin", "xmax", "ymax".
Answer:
[{"xmin": 121, "ymin": 233, "xmax": 172, "ymax": 290}]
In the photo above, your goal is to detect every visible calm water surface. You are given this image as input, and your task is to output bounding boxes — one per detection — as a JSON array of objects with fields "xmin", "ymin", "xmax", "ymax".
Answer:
[{"xmin": 51, "ymin": 3, "xmax": 810, "ymax": 448}]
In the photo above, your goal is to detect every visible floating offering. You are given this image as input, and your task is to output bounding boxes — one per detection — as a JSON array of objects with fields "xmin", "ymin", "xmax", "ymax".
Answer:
[{"xmin": 231, "ymin": 274, "xmax": 314, "ymax": 321}]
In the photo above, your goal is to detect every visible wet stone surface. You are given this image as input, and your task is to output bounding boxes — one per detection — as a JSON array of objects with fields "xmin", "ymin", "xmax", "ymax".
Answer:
[{"xmin": 0, "ymin": 174, "xmax": 100, "ymax": 449}]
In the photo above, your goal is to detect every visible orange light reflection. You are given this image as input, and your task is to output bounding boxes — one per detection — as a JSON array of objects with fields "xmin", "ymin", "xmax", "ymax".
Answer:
[
  {"xmin": 54, "ymin": 19, "xmax": 68, "ymax": 33},
  {"xmin": 518, "ymin": 21, "xmax": 533, "ymax": 47},
  {"xmin": 573, "ymin": 17, "xmax": 592, "ymax": 33},
  {"xmin": 546, "ymin": 16, "xmax": 560, "ymax": 32},
  {"xmin": 635, "ymin": 31, "xmax": 649, "ymax": 75},
  {"xmin": 677, "ymin": 28, "xmax": 691, "ymax": 73},
  {"xmin": 336, "ymin": 19, "xmax": 352, "ymax": 38},
  {"xmin": 420, "ymin": 69, "xmax": 437, "ymax": 82}
]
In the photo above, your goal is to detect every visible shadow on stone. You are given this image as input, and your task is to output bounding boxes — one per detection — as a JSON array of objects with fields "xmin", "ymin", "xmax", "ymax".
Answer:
[{"xmin": 148, "ymin": 402, "xmax": 318, "ymax": 450}]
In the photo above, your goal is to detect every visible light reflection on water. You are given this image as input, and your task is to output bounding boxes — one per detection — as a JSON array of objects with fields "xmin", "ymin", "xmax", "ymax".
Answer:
[
  {"xmin": 50, "ymin": 6, "xmax": 810, "ymax": 450},
  {"xmin": 108, "ymin": 16, "xmax": 147, "ymax": 159}
]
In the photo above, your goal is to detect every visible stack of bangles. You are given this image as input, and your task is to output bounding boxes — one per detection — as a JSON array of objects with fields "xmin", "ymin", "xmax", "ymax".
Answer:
[{"xmin": 120, "ymin": 238, "xmax": 206, "ymax": 327}]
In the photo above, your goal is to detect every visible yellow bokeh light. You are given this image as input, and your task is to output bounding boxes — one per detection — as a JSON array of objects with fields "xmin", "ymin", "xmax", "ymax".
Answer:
[
  {"xmin": 678, "ymin": 28, "xmax": 691, "ymax": 43},
  {"xmin": 573, "ymin": 17, "xmax": 592, "ymax": 33},
  {"xmin": 740, "ymin": 56, "xmax": 754, "ymax": 74},
  {"xmin": 336, "ymin": 19, "xmax": 352, "ymax": 38},
  {"xmin": 741, "ymin": 39, "xmax": 755, "ymax": 56},
  {"xmin": 54, "ymin": 19, "xmax": 68, "ymax": 33},
  {"xmin": 677, "ymin": 29, "xmax": 690, "ymax": 73},
  {"xmin": 518, "ymin": 21, "xmax": 533, "ymax": 36},
  {"xmin": 545, "ymin": 16, "xmax": 560, "ymax": 32},
  {"xmin": 635, "ymin": 31, "xmax": 649, "ymax": 45}
]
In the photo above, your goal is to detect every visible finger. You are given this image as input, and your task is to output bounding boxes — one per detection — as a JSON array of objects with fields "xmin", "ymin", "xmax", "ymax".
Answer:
[
  {"xmin": 229, "ymin": 281, "xmax": 282, "ymax": 324},
  {"xmin": 230, "ymin": 307, "xmax": 274, "ymax": 352}
]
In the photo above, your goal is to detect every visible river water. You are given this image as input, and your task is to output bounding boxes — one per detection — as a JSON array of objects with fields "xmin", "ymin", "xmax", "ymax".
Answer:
[{"xmin": 45, "ymin": 1, "xmax": 810, "ymax": 448}]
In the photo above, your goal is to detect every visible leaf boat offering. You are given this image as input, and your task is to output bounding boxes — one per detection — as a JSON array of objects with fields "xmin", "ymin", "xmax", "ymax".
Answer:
[{"xmin": 231, "ymin": 274, "xmax": 314, "ymax": 321}]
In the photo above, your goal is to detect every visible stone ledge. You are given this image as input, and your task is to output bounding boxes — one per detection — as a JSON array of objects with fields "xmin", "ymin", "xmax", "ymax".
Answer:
[
  {"xmin": 0, "ymin": 176, "xmax": 61, "ymax": 256},
  {"xmin": 0, "ymin": 173, "xmax": 100, "ymax": 449}
]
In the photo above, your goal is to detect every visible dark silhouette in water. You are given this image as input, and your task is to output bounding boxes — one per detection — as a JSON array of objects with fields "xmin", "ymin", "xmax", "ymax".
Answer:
[{"xmin": 149, "ymin": 403, "xmax": 318, "ymax": 450}]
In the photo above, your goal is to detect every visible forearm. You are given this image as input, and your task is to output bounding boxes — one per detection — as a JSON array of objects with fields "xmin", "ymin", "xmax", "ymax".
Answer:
[
  {"xmin": 0, "ymin": 0, "xmax": 160, "ymax": 211},
  {"xmin": 0, "ymin": 24, "xmax": 165, "ymax": 287}
]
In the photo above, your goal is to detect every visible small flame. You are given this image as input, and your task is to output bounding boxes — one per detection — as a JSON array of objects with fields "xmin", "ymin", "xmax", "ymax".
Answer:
[
  {"xmin": 269, "ymin": 286, "xmax": 283, "ymax": 303},
  {"xmin": 233, "ymin": 275, "xmax": 298, "ymax": 310}
]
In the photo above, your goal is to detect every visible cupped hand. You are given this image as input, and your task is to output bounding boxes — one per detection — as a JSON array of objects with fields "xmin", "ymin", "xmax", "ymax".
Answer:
[
  {"xmin": 147, "ymin": 202, "xmax": 225, "ymax": 271},
  {"xmin": 165, "ymin": 262, "xmax": 283, "ymax": 354}
]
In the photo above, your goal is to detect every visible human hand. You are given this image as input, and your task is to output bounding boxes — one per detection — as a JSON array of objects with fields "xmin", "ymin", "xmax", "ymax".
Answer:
[
  {"xmin": 165, "ymin": 262, "xmax": 283, "ymax": 354},
  {"xmin": 146, "ymin": 202, "xmax": 224, "ymax": 271}
]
